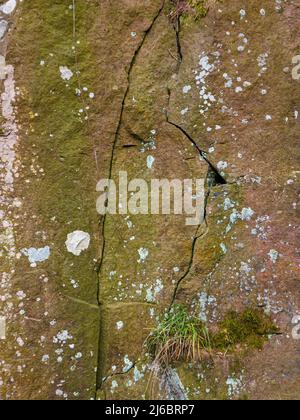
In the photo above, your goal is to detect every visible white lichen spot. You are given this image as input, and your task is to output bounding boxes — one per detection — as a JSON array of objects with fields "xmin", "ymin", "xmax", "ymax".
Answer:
[
  {"xmin": 257, "ymin": 53, "xmax": 269, "ymax": 70},
  {"xmin": 134, "ymin": 366, "xmax": 144, "ymax": 382},
  {"xmin": 59, "ymin": 66, "xmax": 73, "ymax": 81},
  {"xmin": 181, "ymin": 107, "xmax": 189, "ymax": 115},
  {"xmin": 224, "ymin": 198, "xmax": 235, "ymax": 211},
  {"xmin": 226, "ymin": 208, "xmax": 254, "ymax": 233},
  {"xmin": 53, "ymin": 330, "xmax": 73, "ymax": 344},
  {"xmin": 0, "ymin": 20, "xmax": 8, "ymax": 40},
  {"xmin": 240, "ymin": 207, "xmax": 255, "ymax": 221},
  {"xmin": 239, "ymin": 9, "xmax": 246, "ymax": 19},
  {"xmin": 21, "ymin": 246, "xmax": 51, "ymax": 266},
  {"xmin": 240, "ymin": 262, "xmax": 252, "ymax": 275},
  {"xmin": 147, "ymin": 155, "xmax": 155, "ymax": 169},
  {"xmin": 226, "ymin": 376, "xmax": 243, "ymax": 398},
  {"xmin": 65, "ymin": 231, "xmax": 91, "ymax": 256},
  {"xmin": 16, "ymin": 290, "xmax": 26, "ymax": 300},
  {"xmin": 123, "ymin": 355, "xmax": 133, "ymax": 373},
  {"xmin": 183, "ymin": 85, "xmax": 192, "ymax": 94},
  {"xmin": 217, "ymin": 161, "xmax": 228, "ymax": 171},
  {"xmin": 55, "ymin": 389, "xmax": 64, "ymax": 397},
  {"xmin": 146, "ymin": 287, "xmax": 154, "ymax": 302},
  {"xmin": 268, "ymin": 249, "xmax": 279, "ymax": 264},
  {"xmin": 16, "ymin": 337, "xmax": 24, "ymax": 347},
  {"xmin": 116, "ymin": 321, "xmax": 124, "ymax": 330},
  {"xmin": 138, "ymin": 248, "xmax": 149, "ymax": 263},
  {"xmin": 0, "ymin": 317, "xmax": 6, "ymax": 340},
  {"xmin": 198, "ymin": 292, "xmax": 216, "ymax": 323},
  {"xmin": 154, "ymin": 279, "xmax": 164, "ymax": 295},
  {"xmin": 42, "ymin": 355, "xmax": 49, "ymax": 363},
  {"xmin": 111, "ymin": 380, "xmax": 118, "ymax": 389},
  {"xmin": 223, "ymin": 73, "xmax": 233, "ymax": 88},
  {"xmin": 0, "ymin": 0, "xmax": 17, "ymax": 15},
  {"xmin": 220, "ymin": 243, "xmax": 227, "ymax": 254}
]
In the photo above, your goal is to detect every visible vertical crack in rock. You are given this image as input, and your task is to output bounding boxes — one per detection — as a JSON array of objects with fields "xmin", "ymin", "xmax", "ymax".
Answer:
[
  {"xmin": 164, "ymin": 16, "xmax": 227, "ymax": 307},
  {"xmin": 95, "ymin": 0, "xmax": 166, "ymax": 395},
  {"xmin": 143, "ymin": 14, "xmax": 230, "ymax": 393},
  {"xmin": 172, "ymin": 13, "xmax": 183, "ymax": 69},
  {"xmin": 166, "ymin": 115, "xmax": 226, "ymax": 307},
  {"xmin": 169, "ymin": 228, "xmax": 203, "ymax": 308}
]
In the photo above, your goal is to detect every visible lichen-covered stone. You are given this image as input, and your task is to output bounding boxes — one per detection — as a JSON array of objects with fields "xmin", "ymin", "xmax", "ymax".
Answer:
[{"xmin": 1, "ymin": 0, "xmax": 299, "ymax": 400}]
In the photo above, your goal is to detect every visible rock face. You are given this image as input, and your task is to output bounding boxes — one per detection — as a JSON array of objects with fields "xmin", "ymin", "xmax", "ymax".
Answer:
[{"xmin": 0, "ymin": 0, "xmax": 299, "ymax": 400}]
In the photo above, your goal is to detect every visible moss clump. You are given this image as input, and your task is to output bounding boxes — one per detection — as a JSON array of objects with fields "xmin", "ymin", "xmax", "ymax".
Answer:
[
  {"xmin": 186, "ymin": 0, "xmax": 208, "ymax": 19},
  {"xmin": 169, "ymin": 0, "xmax": 207, "ymax": 22},
  {"xmin": 213, "ymin": 309, "xmax": 279, "ymax": 351}
]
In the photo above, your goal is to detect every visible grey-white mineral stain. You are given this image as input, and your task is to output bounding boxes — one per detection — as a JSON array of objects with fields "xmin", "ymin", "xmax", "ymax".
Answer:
[{"xmin": 65, "ymin": 231, "xmax": 91, "ymax": 256}]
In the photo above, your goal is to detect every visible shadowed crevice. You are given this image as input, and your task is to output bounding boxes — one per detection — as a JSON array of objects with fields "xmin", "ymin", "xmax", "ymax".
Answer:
[{"xmin": 166, "ymin": 119, "xmax": 227, "ymax": 186}]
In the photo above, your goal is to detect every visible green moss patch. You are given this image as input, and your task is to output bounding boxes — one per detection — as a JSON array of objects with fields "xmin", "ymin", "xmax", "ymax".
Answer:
[
  {"xmin": 213, "ymin": 309, "xmax": 280, "ymax": 351},
  {"xmin": 186, "ymin": 0, "xmax": 208, "ymax": 19},
  {"xmin": 169, "ymin": 0, "xmax": 208, "ymax": 22}
]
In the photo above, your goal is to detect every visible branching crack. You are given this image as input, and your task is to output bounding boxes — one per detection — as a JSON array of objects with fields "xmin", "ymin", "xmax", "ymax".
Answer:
[
  {"xmin": 169, "ymin": 227, "xmax": 202, "ymax": 308},
  {"xmin": 95, "ymin": 0, "xmax": 166, "ymax": 397},
  {"xmin": 101, "ymin": 362, "xmax": 137, "ymax": 387},
  {"xmin": 167, "ymin": 119, "xmax": 227, "ymax": 185},
  {"xmin": 98, "ymin": 0, "xmax": 166, "ymax": 286},
  {"xmin": 166, "ymin": 88, "xmax": 226, "ymax": 307},
  {"xmin": 125, "ymin": 125, "xmax": 147, "ymax": 145},
  {"xmin": 172, "ymin": 15, "xmax": 183, "ymax": 69}
]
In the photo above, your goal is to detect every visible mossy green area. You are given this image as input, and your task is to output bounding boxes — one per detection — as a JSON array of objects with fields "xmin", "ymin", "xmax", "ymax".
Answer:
[
  {"xmin": 169, "ymin": 0, "xmax": 208, "ymax": 22},
  {"xmin": 3, "ymin": 0, "xmax": 101, "ymax": 399},
  {"xmin": 186, "ymin": 0, "xmax": 208, "ymax": 19},
  {"xmin": 147, "ymin": 305, "xmax": 279, "ymax": 365},
  {"xmin": 213, "ymin": 309, "xmax": 280, "ymax": 351},
  {"xmin": 8, "ymin": 0, "xmax": 100, "ymax": 304}
]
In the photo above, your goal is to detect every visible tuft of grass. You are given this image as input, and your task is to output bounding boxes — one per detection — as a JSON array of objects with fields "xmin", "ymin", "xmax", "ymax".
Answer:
[{"xmin": 146, "ymin": 305, "xmax": 212, "ymax": 366}]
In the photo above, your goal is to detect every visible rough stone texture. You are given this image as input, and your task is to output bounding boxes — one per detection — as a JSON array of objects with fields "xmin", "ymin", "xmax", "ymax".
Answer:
[{"xmin": 0, "ymin": 0, "xmax": 299, "ymax": 400}]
